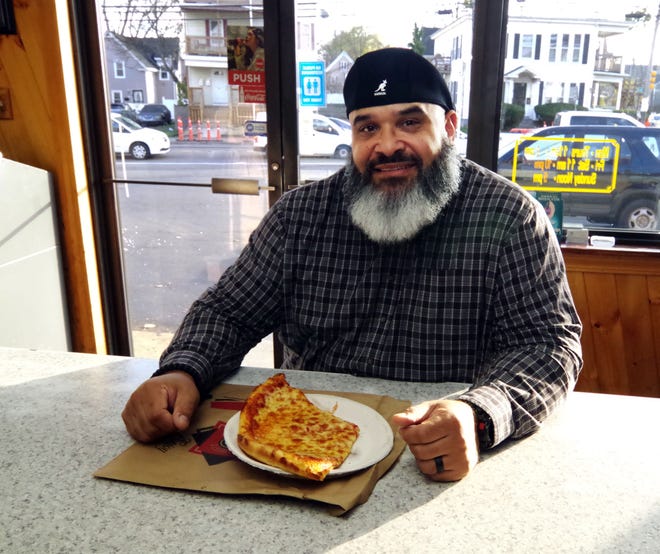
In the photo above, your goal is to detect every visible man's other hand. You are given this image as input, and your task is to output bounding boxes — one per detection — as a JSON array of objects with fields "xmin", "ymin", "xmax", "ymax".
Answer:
[
  {"xmin": 121, "ymin": 371, "xmax": 200, "ymax": 443},
  {"xmin": 392, "ymin": 399, "xmax": 479, "ymax": 481}
]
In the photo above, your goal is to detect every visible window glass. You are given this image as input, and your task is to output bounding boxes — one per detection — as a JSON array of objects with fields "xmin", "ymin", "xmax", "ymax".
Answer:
[
  {"xmin": 496, "ymin": 1, "xmax": 660, "ymax": 236},
  {"xmin": 549, "ymin": 33, "xmax": 557, "ymax": 62},
  {"xmin": 573, "ymin": 34, "xmax": 582, "ymax": 63},
  {"xmin": 293, "ymin": 1, "xmax": 472, "ymax": 179},
  {"xmin": 113, "ymin": 60, "xmax": 125, "ymax": 78},
  {"xmin": 521, "ymin": 34, "xmax": 534, "ymax": 58},
  {"xmin": 290, "ymin": 0, "xmax": 659, "ymax": 236},
  {"xmin": 561, "ymin": 34, "xmax": 570, "ymax": 62},
  {"xmin": 99, "ymin": 0, "xmax": 272, "ymax": 363}
]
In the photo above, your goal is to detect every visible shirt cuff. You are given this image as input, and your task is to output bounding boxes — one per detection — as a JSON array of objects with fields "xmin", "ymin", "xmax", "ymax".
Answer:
[
  {"xmin": 458, "ymin": 385, "xmax": 515, "ymax": 448},
  {"xmin": 154, "ymin": 350, "xmax": 211, "ymax": 394}
]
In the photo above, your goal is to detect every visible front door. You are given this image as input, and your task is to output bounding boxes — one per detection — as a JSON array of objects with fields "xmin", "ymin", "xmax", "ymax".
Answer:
[
  {"xmin": 99, "ymin": 0, "xmax": 277, "ymax": 365},
  {"xmin": 513, "ymin": 82, "xmax": 527, "ymax": 107}
]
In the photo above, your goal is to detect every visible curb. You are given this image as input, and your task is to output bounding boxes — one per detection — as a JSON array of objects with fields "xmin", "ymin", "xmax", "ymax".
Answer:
[{"xmin": 173, "ymin": 138, "xmax": 255, "ymax": 146}]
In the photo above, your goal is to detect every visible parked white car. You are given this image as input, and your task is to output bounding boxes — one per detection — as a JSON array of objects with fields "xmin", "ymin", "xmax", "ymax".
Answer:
[
  {"xmin": 250, "ymin": 113, "xmax": 352, "ymax": 159},
  {"xmin": 552, "ymin": 110, "xmax": 644, "ymax": 128},
  {"xmin": 111, "ymin": 113, "xmax": 171, "ymax": 160}
]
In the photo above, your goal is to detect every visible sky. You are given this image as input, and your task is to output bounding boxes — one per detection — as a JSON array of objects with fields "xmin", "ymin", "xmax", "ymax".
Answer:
[{"xmin": 315, "ymin": 0, "xmax": 660, "ymax": 58}]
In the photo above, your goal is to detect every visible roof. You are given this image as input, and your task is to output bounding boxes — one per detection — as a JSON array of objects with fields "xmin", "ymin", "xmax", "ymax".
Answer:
[
  {"xmin": 105, "ymin": 32, "xmax": 180, "ymax": 70},
  {"xmin": 504, "ymin": 65, "xmax": 539, "ymax": 80},
  {"xmin": 326, "ymin": 51, "xmax": 354, "ymax": 73}
]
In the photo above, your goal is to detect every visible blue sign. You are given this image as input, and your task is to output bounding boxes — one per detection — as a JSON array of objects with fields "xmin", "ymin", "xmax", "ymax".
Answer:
[
  {"xmin": 299, "ymin": 61, "xmax": 326, "ymax": 107},
  {"xmin": 244, "ymin": 120, "xmax": 268, "ymax": 136}
]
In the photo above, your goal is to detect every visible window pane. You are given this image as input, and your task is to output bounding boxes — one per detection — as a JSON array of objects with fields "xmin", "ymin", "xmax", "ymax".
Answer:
[
  {"xmin": 99, "ymin": 0, "xmax": 273, "ymax": 363},
  {"xmin": 521, "ymin": 34, "xmax": 534, "ymax": 58},
  {"xmin": 496, "ymin": 1, "xmax": 659, "ymax": 237},
  {"xmin": 293, "ymin": 0, "xmax": 475, "ymax": 184}
]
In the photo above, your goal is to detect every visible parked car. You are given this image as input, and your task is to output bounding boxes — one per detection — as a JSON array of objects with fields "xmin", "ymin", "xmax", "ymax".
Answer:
[
  {"xmin": 497, "ymin": 125, "xmax": 660, "ymax": 229},
  {"xmin": 327, "ymin": 116, "xmax": 351, "ymax": 131},
  {"xmin": 552, "ymin": 110, "xmax": 644, "ymax": 128},
  {"xmin": 136, "ymin": 103, "xmax": 172, "ymax": 126},
  {"xmin": 251, "ymin": 113, "xmax": 352, "ymax": 159},
  {"xmin": 111, "ymin": 113, "xmax": 171, "ymax": 160},
  {"xmin": 110, "ymin": 102, "xmax": 138, "ymax": 121},
  {"xmin": 646, "ymin": 112, "xmax": 660, "ymax": 127}
]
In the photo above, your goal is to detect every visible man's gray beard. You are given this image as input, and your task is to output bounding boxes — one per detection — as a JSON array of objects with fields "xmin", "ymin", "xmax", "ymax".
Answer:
[{"xmin": 343, "ymin": 139, "xmax": 461, "ymax": 244}]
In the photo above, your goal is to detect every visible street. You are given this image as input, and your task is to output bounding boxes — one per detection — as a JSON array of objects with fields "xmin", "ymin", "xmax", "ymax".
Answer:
[{"xmin": 114, "ymin": 140, "xmax": 346, "ymax": 184}]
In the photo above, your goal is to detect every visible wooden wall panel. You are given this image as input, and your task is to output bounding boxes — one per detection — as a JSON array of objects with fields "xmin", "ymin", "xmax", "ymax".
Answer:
[
  {"xmin": 0, "ymin": 1, "xmax": 103, "ymax": 352},
  {"xmin": 617, "ymin": 275, "xmax": 659, "ymax": 396},
  {"xmin": 583, "ymin": 272, "xmax": 630, "ymax": 394},
  {"xmin": 566, "ymin": 271, "xmax": 598, "ymax": 392},
  {"xmin": 564, "ymin": 247, "xmax": 660, "ymax": 398},
  {"xmin": 649, "ymin": 277, "xmax": 660, "ymax": 387}
]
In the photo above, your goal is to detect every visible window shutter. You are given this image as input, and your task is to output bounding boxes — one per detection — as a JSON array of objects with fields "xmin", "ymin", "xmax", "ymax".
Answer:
[
  {"xmin": 513, "ymin": 33, "xmax": 520, "ymax": 59},
  {"xmin": 582, "ymin": 34, "xmax": 590, "ymax": 64},
  {"xmin": 535, "ymin": 34, "xmax": 542, "ymax": 60}
]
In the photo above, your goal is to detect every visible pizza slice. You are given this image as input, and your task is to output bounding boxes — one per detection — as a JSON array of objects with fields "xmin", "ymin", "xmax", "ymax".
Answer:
[{"xmin": 237, "ymin": 373, "xmax": 360, "ymax": 481}]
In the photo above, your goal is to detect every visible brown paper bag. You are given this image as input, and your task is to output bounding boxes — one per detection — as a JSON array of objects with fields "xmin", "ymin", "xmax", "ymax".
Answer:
[{"xmin": 95, "ymin": 383, "xmax": 410, "ymax": 515}]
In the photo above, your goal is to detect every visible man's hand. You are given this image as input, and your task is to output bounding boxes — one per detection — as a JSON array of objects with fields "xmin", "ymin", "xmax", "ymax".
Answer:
[
  {"xmin": 392, "ymin": 399, "xmax": 479, "ymax": 481},
  {"xmin": 121, "ymin": 371, "xmax": 200, "ymax": 443}
]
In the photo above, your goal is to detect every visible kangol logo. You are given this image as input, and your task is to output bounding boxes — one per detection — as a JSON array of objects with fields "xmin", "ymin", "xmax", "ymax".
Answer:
[{"xmin": 374, "ymin": 79, "xmax": 387, "ymax": 96}]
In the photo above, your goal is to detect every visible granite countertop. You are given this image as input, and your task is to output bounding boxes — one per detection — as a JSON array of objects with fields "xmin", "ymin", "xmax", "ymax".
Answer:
[{"xmin": 1, "ymin": 346, "xmax": 659, "ymax": 553}]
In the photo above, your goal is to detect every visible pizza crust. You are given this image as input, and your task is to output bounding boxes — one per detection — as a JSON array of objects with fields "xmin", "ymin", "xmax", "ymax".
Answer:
[{"xmin": 237, "ymin": 373, "xmax": 360, "ymax": 481}]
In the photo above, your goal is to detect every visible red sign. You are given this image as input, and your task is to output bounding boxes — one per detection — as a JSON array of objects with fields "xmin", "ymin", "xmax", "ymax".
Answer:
[{"xmin": 229, "ymin": 70, "xmax": 266, "ymax": 104}]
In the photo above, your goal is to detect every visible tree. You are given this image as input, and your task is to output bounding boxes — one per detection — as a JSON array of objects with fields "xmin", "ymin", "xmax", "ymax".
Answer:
[
  {"xmin": 102, "ymin": 0, "xmax": 181, "ymax": 38},
  {"xmin": 534, "ymin": 102, "xmax": 586, "ymax": 125},
  {"xmin": 408, "ymin": 23, "xmax": 424, "ymax": 55},
  {"xmin": 319, "ymin": 27, "xmax": 384, "ymax": 65},
  {"xmin": 625, "ymin": 9, "xmax": 651, "ymax": 23},
  {"xmin": 102, "ymin": 0, "xmax": 182, "ymax": 89}
]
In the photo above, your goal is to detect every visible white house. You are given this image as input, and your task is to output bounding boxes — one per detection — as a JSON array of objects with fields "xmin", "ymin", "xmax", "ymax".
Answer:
[{"xmin": 431, "ymin": 12, "xmax": 633, "ymax": 124}]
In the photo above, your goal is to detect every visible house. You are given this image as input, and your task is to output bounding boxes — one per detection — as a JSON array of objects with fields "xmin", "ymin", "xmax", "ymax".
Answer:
[
  {"xmin": 325, "ymin": 51, "xmax": 353, "ymax": 95},
  {"xmin": 431, "ymin": 13, "xmax": 632, "ymax": 125},
  {"xmin": 179, "ymin": 1, "xmax": 266, "ymax": 126},
  {"xmin": 104, "ymin": 31, "xmax": 179, "ymax": 110}
]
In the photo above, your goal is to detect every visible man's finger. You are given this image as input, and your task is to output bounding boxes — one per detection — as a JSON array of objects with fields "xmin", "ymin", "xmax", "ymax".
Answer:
[{"xmin": 391, "ymin": 401, "xmax": 434, "ymax": 428}]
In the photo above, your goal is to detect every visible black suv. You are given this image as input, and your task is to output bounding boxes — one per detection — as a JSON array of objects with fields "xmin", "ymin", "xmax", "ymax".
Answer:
[
  {"xmin": 136, "ymin": 103, "xmax": 172, "ymax": 126},
  {"xmin": 498, "ymin": 125, "xmax": 660, "ymax": 230}
]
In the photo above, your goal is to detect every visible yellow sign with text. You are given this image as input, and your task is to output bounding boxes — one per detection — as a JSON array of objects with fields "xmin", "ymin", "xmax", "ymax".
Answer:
[{"xmin": 511, "ymin": 136, "xmax": 620, "ymax": 194}]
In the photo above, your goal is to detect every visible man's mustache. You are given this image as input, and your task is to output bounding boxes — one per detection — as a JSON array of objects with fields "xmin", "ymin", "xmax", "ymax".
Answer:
[{"xmin": 365, "ymin": 151, "xmax": 423, "ymax": 173}]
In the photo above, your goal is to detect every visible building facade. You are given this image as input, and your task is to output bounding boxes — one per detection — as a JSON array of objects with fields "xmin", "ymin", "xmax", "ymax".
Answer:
[
  {"xmin": 104, "ymin": 32, "xmax": 178, "ymax": 109},
  {"xmin": 432, "ymin": 13, "xmax": 632, "ymax": 125}
]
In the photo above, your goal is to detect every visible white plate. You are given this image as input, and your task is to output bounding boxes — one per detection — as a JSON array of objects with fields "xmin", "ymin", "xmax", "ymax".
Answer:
[{"xmin": 224, "ymin": 394, "xmax": 394, "ymax": 479}]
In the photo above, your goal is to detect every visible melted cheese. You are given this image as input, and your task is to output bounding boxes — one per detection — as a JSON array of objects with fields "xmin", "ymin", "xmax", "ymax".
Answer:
[{"xmin": 237, "ymin": 373, "xmax": 359, "ymax": 480}]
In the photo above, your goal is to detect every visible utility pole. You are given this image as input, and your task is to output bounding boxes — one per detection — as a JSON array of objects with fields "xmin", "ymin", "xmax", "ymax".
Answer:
[{"xmin": 646, "ymin": 3, "xmax": 660, "ymax": 115}]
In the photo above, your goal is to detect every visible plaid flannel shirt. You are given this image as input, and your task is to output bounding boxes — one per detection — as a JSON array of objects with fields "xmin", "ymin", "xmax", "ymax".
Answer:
[{"xmin": 158, "ymin": 158, "xmax": 583, "ymax": 448}]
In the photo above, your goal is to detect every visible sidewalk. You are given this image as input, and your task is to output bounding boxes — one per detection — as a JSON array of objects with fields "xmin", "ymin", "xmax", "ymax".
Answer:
[
  {"xmin": 132, "ymin": 329, "xmax": 274, "ymax": 368},
  {"xmin": 173, "ymin": 118, "xmax": 256, "ymax": 145},
  {"xmin": 172, "ymin": 136, "xmax": 255, "ymax": 145}
]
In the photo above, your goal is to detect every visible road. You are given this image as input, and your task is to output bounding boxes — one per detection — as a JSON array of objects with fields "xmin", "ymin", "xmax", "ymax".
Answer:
[
  {"xmin": 114, "ymin": 140, "xmax": 346, "ymax": 185},
  {"xmin": 114, "ymin": 142, "xmax": 345, "ymax": 359}
]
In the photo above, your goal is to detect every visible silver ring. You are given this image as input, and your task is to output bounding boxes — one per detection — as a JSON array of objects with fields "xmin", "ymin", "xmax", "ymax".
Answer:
[{"xmin": 434, "ymin": 456, "xmax": 445, "ymax": 473}]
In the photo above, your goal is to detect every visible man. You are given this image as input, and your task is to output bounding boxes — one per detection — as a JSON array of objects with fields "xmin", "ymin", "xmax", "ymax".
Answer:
[{"xmin": 122, "ymin": 48, "xmax": 582, "ymax": 482}]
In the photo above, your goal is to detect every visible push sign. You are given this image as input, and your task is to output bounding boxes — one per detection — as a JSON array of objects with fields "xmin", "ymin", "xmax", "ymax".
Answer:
[{"xmin": 299, "ymin": 61, "xmax": 326, "ymax": 107}]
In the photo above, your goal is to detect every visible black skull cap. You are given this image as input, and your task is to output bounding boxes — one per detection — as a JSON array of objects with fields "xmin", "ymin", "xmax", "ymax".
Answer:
[{"xmin": 343, "ymin": 48, "xmax": 455, "ymax": 117}]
